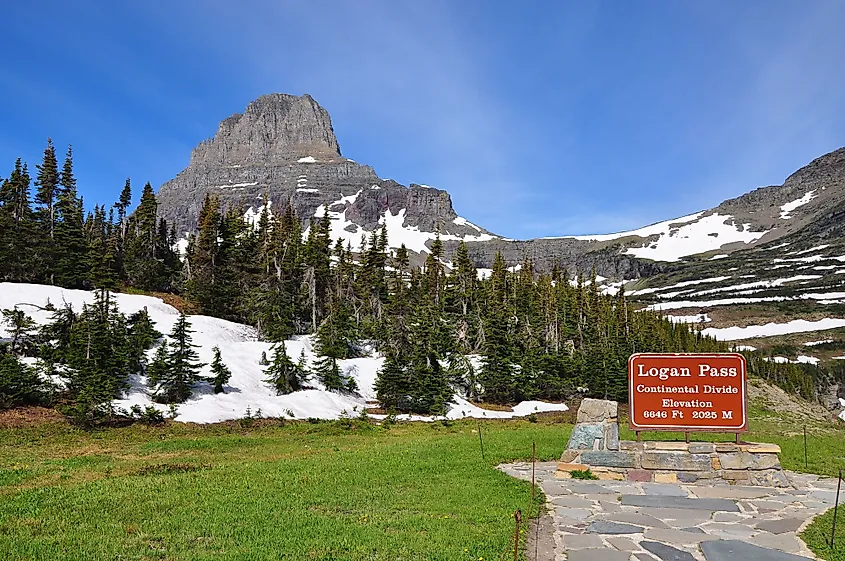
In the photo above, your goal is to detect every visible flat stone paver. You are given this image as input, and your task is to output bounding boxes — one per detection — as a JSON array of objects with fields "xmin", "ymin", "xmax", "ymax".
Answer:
[
  {"xmin": 643, "ymin": 528, "xmax": 720, "ymax": 544},
  {"xmin": 755, "ymin": 518, "xmax": 805, "ymax": 534},
  {"xmin": 606, "ymin": 536, "xmax": 640, "ymax": 551},
  {"xmin": 586, "ymin": 520, "xmax": 644, "ymax": 534},
  {"xmin": 641, "ymin": 541, "xmax": 697, "ymax": 561},
  {"xmin": 566, "ymin": 548, "xmax": 631, "ymax": 561},
  {"xmin": 622, "ymin": 495, "xmax": 740, "ymax": 512},
  {"xmin": 501, "ymin": 461, "xmax": 837, "ymax": 561},
  {"xmin": 550, "ymin": 495, "xmax": 594, "ymax": 508},
  {"xmin": 561, "ymin": 534, "xmax": 603, "ymax": 549},
  {"xmin": 600, "ymin": 512, "xmax": 670, "ymax": 528},
  {"xmin": 701, "ymin": 539, "xmax": 812, "ymax": 560}
]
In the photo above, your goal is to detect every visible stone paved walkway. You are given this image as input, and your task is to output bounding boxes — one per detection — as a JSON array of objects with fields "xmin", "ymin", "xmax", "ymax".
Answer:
[{"xmin": 500, "ymin": 461, "xmax": 842, "ymax": 561}]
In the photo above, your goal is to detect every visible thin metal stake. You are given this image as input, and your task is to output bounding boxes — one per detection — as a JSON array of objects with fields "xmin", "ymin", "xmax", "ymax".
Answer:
[
  {"xmin": 477, "ymin": 419, "xmax": 485, "ymax": 461},
  {"xmin": 531, "ymin": 441, "xmax": 536, "ymax": 501},
  {"xmin": 804, "ymin": 426, "xmax": 809, "ymax": 471},
  {"xmin": 513, "ymin": 509, "xmax": 522, "ymax": 561},
  {"xmin": 830, "ymin": 469, "xmax": 842, "ymax": 550}
]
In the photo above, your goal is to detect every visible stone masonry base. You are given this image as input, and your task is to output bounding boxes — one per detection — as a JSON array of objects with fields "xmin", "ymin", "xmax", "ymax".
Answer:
[{"xmin": 557, "ymin": 440, "xmax": 787, "ymax": 487}]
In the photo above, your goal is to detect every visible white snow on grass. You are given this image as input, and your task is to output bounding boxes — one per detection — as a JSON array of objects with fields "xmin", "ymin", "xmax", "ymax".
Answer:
[
  {"xmin": 834, "ymin": 356, "xmax": 845, "ymax": 360},
  {"xmin": 780, "ymin": 191, "xmax": 817, "ymax": 219},
  {"xmin": 710, "ymin": 254, "xmax": 729, "ymax": 260},
  {"xmin": 666, "ymin": 313, "xmax": 711, "ymax": 324},
  {"xmin": 647, "ymin": 296, "xmax": 792, "ymax": 311},
  {"xmin": 624, "ymin": 213, "xmax": 769, "ymax": 262},
  {"xmin": 763, "ymin": 355, "xmax": 819, "ymax": 365},
  {"xmin": 684, "ymin": 275, "xmax": 823, "ymax": 298},
  {"xmin": 296, "ymin": 188, "xmax": 320, "ymax": 193},
  {"xmin": 370, "ymin": 396, "xmax": 568, "ymax": 422},
  {"xmin": 628, "ymin": 276, "xmax": 732, "ymax": 296},
  {"xmin": 804, "ymin": 339, "xmax": 834, "ymax": 346},
  {"xmin": 732, "ymin": 345, "xmax": 757, "ymax": 352},
  {"xmin": 794, "ymin": 244, "xmax": 830, "ymax": 255},
  {"xmin": 702, "ymin": 318, "xmax": 845, "ymax": 341},
  {"xmin": 0, "ymin": 283, "xmax": 568, "ymax": 424},
  {"xmin": 297, "ymin": 156, "xmax": 317, "ymax": 163}
]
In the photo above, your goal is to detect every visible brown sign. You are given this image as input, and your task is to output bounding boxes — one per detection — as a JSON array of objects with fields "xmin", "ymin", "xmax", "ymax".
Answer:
[{"xmin": 628, "ymin": 353, "xmax": 748, "ymax": 432}]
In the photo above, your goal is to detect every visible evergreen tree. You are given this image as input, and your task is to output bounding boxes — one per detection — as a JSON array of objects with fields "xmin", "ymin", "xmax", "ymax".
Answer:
[
  {"xmin": 146, "ymin": 341, "xmax": 169, "ymax": 389},
  {"xmin": 1, "ymin": 308, "xmax": 37, "ymax": 355},
  {"xmin": 63, "ymin": 289, "xmax": 132, "ymax": 405},
  {"xmin": 374, "ymin": 353, "xmax": 409, "ymax": 411},
  {"xmin": 478, "ymin": 252, "xmax": 516, "ymax": 403},
  {"xmin": 153, "ymin": 313, "xmax": 204, "ymax": 403},
  {"xmin": 126, "ymin": 309, "xmax": 160, "ymax": 374},
  {"xmin": 34, "ymin": 139, "xmax": 59, "ymax": 283},
  {"xmin": 208, "ymin": 346, "xmax": 232, "ymax": 394},
  {"xmin": 185, "ymin": 194, "xmax": 223, "ymax": 313},
  {"xmin": 264, "ymin": 341, "xmax": 306, "ymax": 395},
  {"xmin": 0, "ymin": 355, "xmax": 44, "ymax": 409},
  {"xmin": 0, "ymin": 159, "xmax": 35, "ymax": 281},
  {"xmin": 53, "ymin": 147, "xmax": 87, "ymax": 288},
  {"xmin": 124, "ymin": 182, "xmax": 169, "ymax": 290}
]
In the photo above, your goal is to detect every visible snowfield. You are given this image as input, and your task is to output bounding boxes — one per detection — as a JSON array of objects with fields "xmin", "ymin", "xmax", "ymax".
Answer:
[
  {"xmin": 544, "ymin": 211, "xmax": 770, "ymax": 262},
  {"xmin": 0, "ymin": 283, "xmax": 568, "ymax": 423},
  {"xmin": 702, "ymin": 318, "xmax": 845, "ymax": 341}
]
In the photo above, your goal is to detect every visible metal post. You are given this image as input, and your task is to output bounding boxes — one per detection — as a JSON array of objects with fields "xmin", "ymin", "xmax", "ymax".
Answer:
[
  {"xmin": 531, "ymin": 441, "xmax": 536, "ymax": 501},
  {"xmin": 513, "ymin": 509, "xmax": 522, "ymax": 561},
  {"xmin": 685, "ymin": 431, "xmax": 690, "ymax": 444},
  {"xmin": 636, "ymin": 431, "xmax": 641, "ymax": 442},
  {"xmin": 736, "ymin": 432, "xmax": 741, "ymax": 445},
  {"xmin": 477, "ymin": 419, "xmax": 485, "ymax": 461},
  {"xmin": 831, "ymin": 470, "xmax": 842, "ymax": 550},
  {"xmin": 804, "ymin": 426, "xmax": 809, "ymax": 471}
]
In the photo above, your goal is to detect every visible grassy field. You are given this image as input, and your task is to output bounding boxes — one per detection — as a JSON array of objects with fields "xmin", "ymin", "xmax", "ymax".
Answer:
[{"xmin": 1, "ymin": 401, "xmax": 845, "ymax": 561}]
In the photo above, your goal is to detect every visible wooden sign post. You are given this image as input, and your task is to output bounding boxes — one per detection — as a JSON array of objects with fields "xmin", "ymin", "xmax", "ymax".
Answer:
[{"xmin": 628, "ymin": 353, "xmax": 748, "ymax": 440}]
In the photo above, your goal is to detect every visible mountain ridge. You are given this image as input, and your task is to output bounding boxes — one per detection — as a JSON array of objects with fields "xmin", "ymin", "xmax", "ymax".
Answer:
[{"xmin": 156, "ymin": 93, "xmax": 845, "ymax": 279}]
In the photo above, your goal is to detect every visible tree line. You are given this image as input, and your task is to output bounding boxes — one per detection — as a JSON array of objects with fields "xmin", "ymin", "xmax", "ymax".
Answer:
[{"xmin": 1, "ymin": 142, "xmax": 837, "ymax": 417}]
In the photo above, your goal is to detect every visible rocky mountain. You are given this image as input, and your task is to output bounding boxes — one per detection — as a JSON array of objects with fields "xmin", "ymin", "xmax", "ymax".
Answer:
[{"xmin": 157, "ymin": 94, "xmax": 845, "ymax": 283}]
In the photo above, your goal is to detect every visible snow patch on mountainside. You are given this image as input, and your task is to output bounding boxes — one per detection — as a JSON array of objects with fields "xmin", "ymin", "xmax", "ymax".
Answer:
[
  {"xmin": 780, "ymin": 191, "xmax": 816, "ymax": 219},
  {"xmin": 624, "ymin": 213, "xmax": 769, "ymax": 262},
  {"xmin": 301, "ymin": 192, "xmax": 499, "ymax": 255},
  {"xmin": 0, "ymin": 283, "xmax": 568, "ymax": 423},
  {"xmin": 551, "ymin": 212, "xmax": 704, "ymax": 242},
  {"xmin": 545, "ymin": 211, "xmax": 769, "ymax": 262},
  {"xmin": 702, "ymin": 318, "xmax": 845, "ymax": 341}
]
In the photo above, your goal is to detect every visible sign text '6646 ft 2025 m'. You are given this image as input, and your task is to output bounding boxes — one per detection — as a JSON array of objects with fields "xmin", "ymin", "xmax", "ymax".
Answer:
[{"xmin": 628, "ymin": 353, "xmax": 747, "ymax": 432}]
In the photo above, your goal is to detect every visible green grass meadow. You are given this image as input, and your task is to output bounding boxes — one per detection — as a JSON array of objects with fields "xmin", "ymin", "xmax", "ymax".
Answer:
[{"xmin": 1, "ymin": 402, "xmax": 845, "ymax": 561}]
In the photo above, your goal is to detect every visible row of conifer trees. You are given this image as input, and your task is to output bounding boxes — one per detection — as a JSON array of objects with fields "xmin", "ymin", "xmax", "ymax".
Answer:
[{"xmin": 0, "ymin": 142, "xmax": 836, "ymax": 415}]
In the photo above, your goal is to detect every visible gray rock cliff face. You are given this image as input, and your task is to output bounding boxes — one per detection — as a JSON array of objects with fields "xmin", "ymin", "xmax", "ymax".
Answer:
[{"xmin": 156, "ymin": 93, "xmax": 845, "ymax": 280}]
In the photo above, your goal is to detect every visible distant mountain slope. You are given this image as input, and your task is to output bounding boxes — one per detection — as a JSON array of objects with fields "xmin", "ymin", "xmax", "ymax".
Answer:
[{"xmin": 156, "ymin": 93, "xmax": 845, "ymax": 281}]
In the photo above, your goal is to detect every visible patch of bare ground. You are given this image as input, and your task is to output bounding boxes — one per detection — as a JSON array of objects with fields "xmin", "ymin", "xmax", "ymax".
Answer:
[
  {"xmin": 660, "ymin": 306, "xmax": 841, "ymax": 330},
  {"xmin": 748, "ymin": 378, "xmax": 834, "ymax": 423},
  {"xmin": 0, "ymin": 406, "xmax": 65, "ymax": 428}
]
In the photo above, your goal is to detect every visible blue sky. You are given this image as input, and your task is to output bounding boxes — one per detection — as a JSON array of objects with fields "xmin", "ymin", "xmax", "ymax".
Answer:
[{"xmin": 1, "ymin": 1, "xmax": 844, "ymax": 239}]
